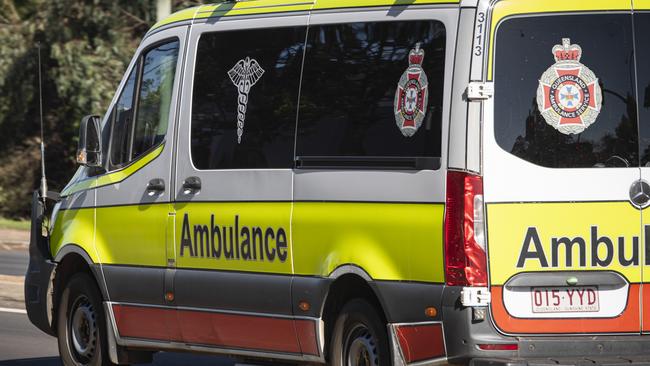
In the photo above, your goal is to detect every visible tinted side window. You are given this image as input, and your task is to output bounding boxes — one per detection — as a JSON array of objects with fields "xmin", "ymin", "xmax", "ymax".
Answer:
[
  {"xmin": 296, "ymin": 21, "xmax": 446, "ymax": 161},
  {"xmin": 109, "ymin": 39, "xmax": 180, "ymax": 170},
  {"xmin": 634, "ymin": 13, "xmax": 650, "ymax": 166},
  {"xmin": 494, "ymin": 14, "xmax": 638, "ymax": 168},
  {"xmin": 132, "ymin": 40, "xmax": 179, "ymax": 158},
  {"xmin": 110, "ymin": 67, "xmax": 137, "ymax": 168},
  {"xmin": 191, "ymin": 27, "xmax": 306, "ymax": 170}
]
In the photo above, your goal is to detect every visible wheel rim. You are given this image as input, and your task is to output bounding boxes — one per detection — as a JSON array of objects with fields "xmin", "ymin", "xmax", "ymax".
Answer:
[
  {"xmin": 69, "ymin": 295, "xmax": 97, "ymax": 362},
  {"xmin": 344, "ymin": 324, "xmax": 379, "ymax": 366}
]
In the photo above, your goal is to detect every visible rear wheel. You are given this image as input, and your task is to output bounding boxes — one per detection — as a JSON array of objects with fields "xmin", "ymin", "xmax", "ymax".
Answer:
[
  {"xmin": 57, "ymin": 273, "xmax": 114, "ymax": 366},
  {"xmin": 329, "ymin": 299, "xmax": 390, "ymax": 366}
]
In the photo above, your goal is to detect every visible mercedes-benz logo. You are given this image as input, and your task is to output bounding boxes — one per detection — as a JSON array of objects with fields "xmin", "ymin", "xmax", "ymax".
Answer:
[{"xmin": 629, "ymin": 180, "xmax": 650, "ymax": 208}]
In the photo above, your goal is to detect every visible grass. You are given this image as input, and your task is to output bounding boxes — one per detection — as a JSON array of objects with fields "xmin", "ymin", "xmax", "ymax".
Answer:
[{"xmin": 0, "ymin": 217, "xmax": 30, "ymax": 231}]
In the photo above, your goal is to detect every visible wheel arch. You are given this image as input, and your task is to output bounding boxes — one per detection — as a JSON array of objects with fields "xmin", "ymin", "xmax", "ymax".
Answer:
[
  {"xmin": 320, "ymin": 265, "xmax": 391, "ymax": 361},
  {"xmin": 52, "ymin": 244, "xmax": 107, "ymax": 331}
]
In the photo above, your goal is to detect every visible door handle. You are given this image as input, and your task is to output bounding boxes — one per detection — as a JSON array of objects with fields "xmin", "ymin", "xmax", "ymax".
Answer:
[
  {"xmin": 182, "ymin": 176, "xmax": 201, "ymax": 195},
  {"xmin": 629, "ymin": 179, "xmax": 650, "ymax": 208},
  {"xmin": 146, "ymin": 178, "xmax": 165, "ymax": 194}
]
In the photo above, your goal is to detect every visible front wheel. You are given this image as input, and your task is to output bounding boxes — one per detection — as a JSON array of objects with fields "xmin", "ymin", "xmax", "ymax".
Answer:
[
  {"xmin": 329, "ymin": 299, "xmax": 390, "ymax": 366},
  {"xmin": 57, "ymin": 273, "xmax": 114, "ymax": 366}
]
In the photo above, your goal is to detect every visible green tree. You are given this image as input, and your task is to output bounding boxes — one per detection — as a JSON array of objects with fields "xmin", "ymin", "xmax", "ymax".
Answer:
[{"xmin": 0, "ymin": 0, "xmax": 204, "ymax": 218}]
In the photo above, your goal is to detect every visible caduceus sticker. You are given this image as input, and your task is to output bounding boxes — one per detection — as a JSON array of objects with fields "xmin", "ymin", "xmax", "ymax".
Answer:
[{"xmin": 228, "ymin": 57, "xmax": 265, "ymax": 144}]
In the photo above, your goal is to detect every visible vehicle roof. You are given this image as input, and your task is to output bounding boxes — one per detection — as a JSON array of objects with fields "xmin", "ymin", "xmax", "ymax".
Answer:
[{"xmin": 150, "ymin": 0, "xmax": 460, "ymax": 31}]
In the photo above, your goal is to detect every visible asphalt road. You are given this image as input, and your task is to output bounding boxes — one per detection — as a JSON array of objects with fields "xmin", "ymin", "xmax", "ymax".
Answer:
[
  {"xmin": 0, "ymin": 312, "xmax": 239, "ymax": 365},
  {"xmin": 0, "ymin": 242, "xmax": 239, "ymax": 366},
  {"xmin": 0, "ymin": 249, "xmax": 28, "ymax": 276}
]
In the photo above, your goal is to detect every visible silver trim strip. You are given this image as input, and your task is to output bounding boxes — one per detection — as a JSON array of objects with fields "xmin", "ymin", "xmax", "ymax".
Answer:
[
  {"xmin": 107, "ymin": 301, "xmax": 318, "ymax": 321},
  {"xmin": 117, "ymin": 337, "xmax": 323, "ymax": 363},
  {"xmin": 328, "ymin": 265, "xmax": 373, "ymax": 281}
]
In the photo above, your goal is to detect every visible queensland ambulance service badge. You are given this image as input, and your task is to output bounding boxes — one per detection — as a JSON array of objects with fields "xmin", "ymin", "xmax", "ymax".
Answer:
[
  {"xmin": 536, "ymin": 38, "xmax": 602, "ymax": 135},
  {"xmin": 394, "ymin": 43, "xmax": 429, "ymax": 137}
]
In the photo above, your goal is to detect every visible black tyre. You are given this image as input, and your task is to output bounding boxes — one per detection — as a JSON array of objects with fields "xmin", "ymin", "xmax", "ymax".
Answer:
[
  {"xmin": 57, "ymin": 273, "xmax": 114, "ymax": 366},
  {"xmin": 329, "ymin": 299, "xmax": 390, "ymax": 366}
]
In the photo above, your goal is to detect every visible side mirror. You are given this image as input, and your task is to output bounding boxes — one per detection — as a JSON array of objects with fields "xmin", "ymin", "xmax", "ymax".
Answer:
[{"xmin": 77, "ymin": 115, "xmax": 102, "ymax": 167}]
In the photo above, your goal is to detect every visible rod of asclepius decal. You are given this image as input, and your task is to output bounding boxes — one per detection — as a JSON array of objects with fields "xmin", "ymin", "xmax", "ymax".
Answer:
[{"xmin": 227, "ymin": 57, "xmax": 265, "ymax": 144}]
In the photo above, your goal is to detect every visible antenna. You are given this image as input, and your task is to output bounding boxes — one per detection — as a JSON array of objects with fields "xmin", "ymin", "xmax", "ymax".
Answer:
[{"xmin": 37, "ymin": 43, "xmax": 47, "ymax": 202}]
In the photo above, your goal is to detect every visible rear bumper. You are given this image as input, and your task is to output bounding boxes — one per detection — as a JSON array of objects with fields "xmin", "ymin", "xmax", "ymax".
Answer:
[
  {"xmin": 468, "ymin": 337, "xmax": 650, "ymax": 366},
  {"xmin": 442, "ymin": 286, "xmax": 650, "ymax": 365},
  {"xmin": 471, "ymin": 356, "xmax": 650, "ymax": 366}
]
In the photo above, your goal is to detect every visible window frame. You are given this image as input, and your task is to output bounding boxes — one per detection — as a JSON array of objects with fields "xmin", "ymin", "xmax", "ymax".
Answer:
[
  {"xmin": 188, "ymin": 27, "xmax": 306, "ymax": 171},
  {"xmin": 490, "ymin": 12, "xmax": 639, "ymax": 170},
  {"xmin": 174, "ymin": 15, "xmax": 310, "ymax": 204},
  {"xmin": 294, "ymin": 17, "xmax": 451, "ymax": 171},
  {"xmin": 105, "ymin": 37, "xmax": 181, "ymax": 172}
]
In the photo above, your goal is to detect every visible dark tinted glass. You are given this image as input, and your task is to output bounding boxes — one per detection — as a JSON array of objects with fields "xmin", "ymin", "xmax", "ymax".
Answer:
[
  {"xmin": 494, "ymin": 14, "xmax": 638, "ymax": 168},
  {"xmin": 296, "ymin": 21, "xmax": 445, "ymax": 160},
  {"xmin": 110, "ymin": 67, "xmax": 137, "ymax": 168},
  {"xmin": 634, "ymin": 13, "xmax": 650, "ymax": 166},
  {"xmin": 133, "ymin": 40, "xmax": 179, "ymax": 158},
  {"xmin": 191, "ymin": 27, "xmax": 305, "ymax": 170}
]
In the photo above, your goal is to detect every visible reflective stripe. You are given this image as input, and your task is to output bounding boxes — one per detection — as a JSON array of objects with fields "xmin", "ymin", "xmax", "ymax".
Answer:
[
  {"xmin": 151, "ymin": 0, "xmax": 461, "ymax": 31},
  {"xmin": 60, "ymin": 144, "xmax": 165, "ymax": 197},
  {"xmin": 313, "ymin": 0, "xmax": 459, "ymax": 10},
  {"xmin": 112, "ymin": 303, "xmax": 319, "ymax": 355}
]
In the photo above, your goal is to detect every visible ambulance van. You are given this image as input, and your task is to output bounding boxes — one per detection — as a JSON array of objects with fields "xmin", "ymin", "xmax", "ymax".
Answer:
[{"xmin": 23, "ymin": 0, "xmax": 650, "ymax": 365}]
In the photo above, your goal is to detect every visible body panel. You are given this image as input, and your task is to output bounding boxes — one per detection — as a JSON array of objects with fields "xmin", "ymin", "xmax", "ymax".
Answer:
[
  {"xmin": 50, "ymin": 206, "xmax": 98, "ymax": 262},
  {"xmin": 483, "ymin": 1, "xmax": 641, "ymax": 335},
  {"xmin": 94, "ymin": 27, "xmax": 187, "ymax": 325},
  {"xmin": 173, "ymin": 202, "xmax": 293, "ymax": 275},
  {"xmin": 169, "ymin": 14, "xmax": 308, "ymax": 355},
  {"xmin": 634, "ymin": 8, "xmax": 650, "ymax": 333},
  {"xmin": 292, "ymin": 202, "xmax": 445, "ymax": 282}
]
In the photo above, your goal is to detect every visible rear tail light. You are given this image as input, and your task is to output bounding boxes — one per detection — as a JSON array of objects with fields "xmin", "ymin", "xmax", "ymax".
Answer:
[{"xmin": 444, "ymin": 171, "xmax": 487, "ymax": 286}]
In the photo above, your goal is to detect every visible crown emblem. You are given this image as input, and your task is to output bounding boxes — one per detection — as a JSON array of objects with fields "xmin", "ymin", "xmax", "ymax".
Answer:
[
  {"xmin": 552, "ymin": 38, "xmax": 582, "ymax": 62},
  {"xmin": 408, "ymin": 43, "xmax": 425, "ymax": 66}
]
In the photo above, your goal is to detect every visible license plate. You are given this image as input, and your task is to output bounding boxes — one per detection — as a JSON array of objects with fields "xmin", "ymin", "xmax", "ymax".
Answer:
[{"xmin": 531, "ymin": 286, "xmax": 599, "ymax": 313}]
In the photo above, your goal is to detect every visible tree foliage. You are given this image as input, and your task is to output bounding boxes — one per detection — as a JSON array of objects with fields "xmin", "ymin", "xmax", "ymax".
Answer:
[{"xmin": 0, "ymin": 0, "xmax": 203, "ymax": 218}]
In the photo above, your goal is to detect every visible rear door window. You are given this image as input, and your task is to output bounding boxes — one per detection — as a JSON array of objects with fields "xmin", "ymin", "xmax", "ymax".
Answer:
[
  {"xmin": 493, "ymin": 14, "xmax": 638, "ymax": 168},
  {"xmin": 634, "ymin": 13, "xmax": 650, "ymax": 167},
  {"xmin": 295, "ymin": 20, "xmax": 446, "ymax": 168}
]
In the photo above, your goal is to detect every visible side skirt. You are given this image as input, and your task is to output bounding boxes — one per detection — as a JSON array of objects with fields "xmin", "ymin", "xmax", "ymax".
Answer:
[{"xmin": 103, "ymin": 302, "xmax": 325, "ymax": 364}]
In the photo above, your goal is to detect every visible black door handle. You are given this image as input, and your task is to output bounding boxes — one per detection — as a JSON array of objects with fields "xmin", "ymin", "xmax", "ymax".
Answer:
[
  {"xmin": 146, "ymin": 178, "xmax": 165, "ymax": 193},
  {"xmin": 182, "ymin": 176, "xmax": 201, "ymax": 194}
]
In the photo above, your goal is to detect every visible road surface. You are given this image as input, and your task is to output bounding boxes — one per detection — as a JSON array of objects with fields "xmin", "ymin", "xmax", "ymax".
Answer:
[{"xmin": 0, "ymin": 237, "xmax": 238, "ymax": 366}]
